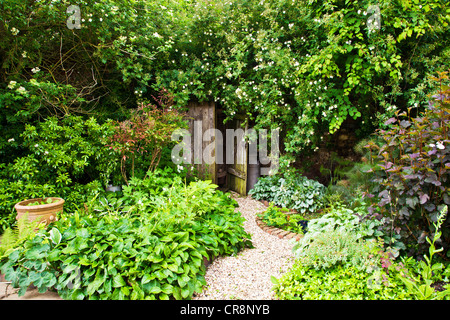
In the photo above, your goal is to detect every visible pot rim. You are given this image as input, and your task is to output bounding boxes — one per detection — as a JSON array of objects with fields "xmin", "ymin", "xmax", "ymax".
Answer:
[{"xmin": 14, "ymin": 197, "xmax": 65, "ymax": 210}]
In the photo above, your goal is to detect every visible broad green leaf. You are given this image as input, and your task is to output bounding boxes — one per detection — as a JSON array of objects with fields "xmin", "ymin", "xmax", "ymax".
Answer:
[
  {"xmin": 49, "ymin": 228, "xmax": 62, "ymax": 245},
  {"xmin": 113, "ymin": 274, "xmax": 126, "ymax": 288}
]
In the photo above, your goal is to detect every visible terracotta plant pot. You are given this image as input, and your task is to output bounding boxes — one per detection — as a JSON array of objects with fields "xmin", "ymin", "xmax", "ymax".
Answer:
[{"xmin": 14, "ymin": 197, "xmax": 64, "ymax": 226}]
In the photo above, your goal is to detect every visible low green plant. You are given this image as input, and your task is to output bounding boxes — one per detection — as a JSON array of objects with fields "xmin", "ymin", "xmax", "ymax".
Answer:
[
  {"xmin": 293, "ymin": 228, "xmax": 381, "ymax": 272},
  {"xmin": 0, "ymin": 213, "xmax": 43, "ymax": 259},
  {"xmin": 273, "ymin": 205, "xmax": 450, "ymax": 300},
  {"xmin": 0, "ymin": 171, "xmax": 252, "ymax": 300},
  {"xmin": 272, "ymin": 228, "xmax": 416, "ymax": 300},
  {"xmin": 292, "ymin": 205, "xmax": 386, "ymax": 256},
  {"xmin": 398, "ymin": 205, "xmax": 450, "ymax": 299},
  {"xmin": 257, "ymin": 204, "xmax": 306, "ymax": 234},
  {"xmin": 249, "ymin": 172, "xmax": 325, "ymax": 214}
]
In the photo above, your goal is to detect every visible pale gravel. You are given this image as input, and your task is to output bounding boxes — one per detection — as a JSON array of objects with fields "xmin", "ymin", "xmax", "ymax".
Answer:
[{"xmin": 193, "ymin": 192, "xmax": 296, "ymax": 300}]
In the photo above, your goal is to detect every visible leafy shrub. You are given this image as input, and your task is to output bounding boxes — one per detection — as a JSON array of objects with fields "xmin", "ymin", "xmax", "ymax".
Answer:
[
  {"xmin": 274, "ymin": 205, "xmax": 450, "ymax": 300},
  {"xmin": 292, "ymin": 205, "xmax": 387, "ymax": 256},
  {"xmin": 108, "ymin": 90, "xmax": 188, "ymax": 185},
  {"xmin": 273, "ymin": 218, "xmax": 415, "ymax": 299},
  {"xmin": 0, "ymin": 115, "xmax": 116, "ymax": 229},
  {"xmin": 293, "ymin": 228, "xmax": 380, "ymax": 272},
  {"xmin": 0, "ymin": 170, "xmax": 252, "ymax": 300},
  {"xmin": 272, "ymin": 260, "xmax": 414, "ymax": 300},
  {"xmin": 257, "ymin": 204, "xmax": 307, "ymax": 234},
  {"xmin": 368, "ymin": 72, "xmax": 450, "ymax": 257},
  {"xmin": 249, "ymin": 172, "xmax": 325, "ymax": 214}
]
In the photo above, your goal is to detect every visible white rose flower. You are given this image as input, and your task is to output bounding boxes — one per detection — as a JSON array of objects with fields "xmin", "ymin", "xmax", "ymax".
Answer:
[
  {"xmin": 16, "ymin": 86, "xmax": 27, "ymax": 94},
  {"xmin": 7, "ymin": 81, "xmax": 17, "ymax": 89}
]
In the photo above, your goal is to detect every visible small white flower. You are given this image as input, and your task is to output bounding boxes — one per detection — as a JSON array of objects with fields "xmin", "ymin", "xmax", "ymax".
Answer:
[
  {"xmin": 436, "ymin": 142, "xmax": 445, "ymax": 150},
  {"xmin": 99, "ymin": 18, "xmax": 103, "ymax": 22},
  {"xmin": 16, "ymin": 86, "xmax": 27, "ymax": 94},
  {"xmin": 7, "ymin": 81, "xmax": 17, "ymax": 89},
  {"xmin": 34, "ymin": 144, "xmax": 39, "ymax": 148},
  {"xmin": 11, "ymin": 27, "xmax": 20, "ymax": 36},
  {"xmin": 152, "ymin": 32, "xmax": 162, "ymax": 38},
  {"xmin": 31, "ymin": 67, "xmax": 40, "ymax": 73},
  {"xmin": 429, "ymin": 143, "xmax": 436, "ymax": 148},
  {"xmin": 44, "ymin": 151, "xmax": 49, "ymax": 155},
  {"xmin": 22, "ymin": 51, "xmax": 27, "ymax": 58},
  {"xmin": 8, "ymin": 138, "xmax": 14, "ymax": 143}
]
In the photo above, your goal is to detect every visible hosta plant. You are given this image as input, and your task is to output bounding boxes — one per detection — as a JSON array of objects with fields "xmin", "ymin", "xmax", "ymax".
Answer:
[
  {"xmin": 249, "ymin": 172, "xmax": 325, "ymax": 214},
  {"xmin": 0, "ymin": 171, "xmax": 252, "ymax": 300}
]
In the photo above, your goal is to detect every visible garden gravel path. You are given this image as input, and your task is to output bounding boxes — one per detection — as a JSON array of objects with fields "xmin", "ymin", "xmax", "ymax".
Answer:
[{"xmin": 193, "ymin": 193, "xmax": 296, "ymax": 300}]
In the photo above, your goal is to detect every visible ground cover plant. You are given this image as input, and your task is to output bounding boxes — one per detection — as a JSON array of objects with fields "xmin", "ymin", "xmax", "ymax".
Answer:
[
  {"xmin": 0, "ymin": 169, "xmax": 252, "ymax": 299},
  {"xmin": 257, "ymin": 204, "xmax": 308, "ymax": 234},
  {"xmin": 272, "ymin": 205, "xmax": 450, "ymax": 300},
  {"xmin": 249, "ymin": 171, "xmax": 326, "ymax": 214}
]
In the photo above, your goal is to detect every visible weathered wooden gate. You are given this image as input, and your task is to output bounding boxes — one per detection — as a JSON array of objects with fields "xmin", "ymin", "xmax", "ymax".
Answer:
[
  {"xmin": 185, "ymin": 102, "xmax": 251, "ymax": 195},
  {"xmin": 186, "ymin": 101, "xmax": 217, "ymax": 183},
  {"xmin": 226, "ymin": 116, "xmax": 248, "ymax": 195}
]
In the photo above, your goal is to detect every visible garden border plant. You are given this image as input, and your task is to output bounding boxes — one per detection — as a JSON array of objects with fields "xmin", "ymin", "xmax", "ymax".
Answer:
[
  {"xmin": 0, "ymin": 169, "xmax": 253, "ymax": 300},
  {"xmin": 367, "ymin": 72, "xmax": 450, "ymax": 257}
]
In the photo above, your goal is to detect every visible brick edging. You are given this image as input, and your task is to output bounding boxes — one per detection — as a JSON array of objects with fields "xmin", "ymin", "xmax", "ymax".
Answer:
[{"xmin": 254, "ymin": 216, "xmax": 303, "ymax": 241}]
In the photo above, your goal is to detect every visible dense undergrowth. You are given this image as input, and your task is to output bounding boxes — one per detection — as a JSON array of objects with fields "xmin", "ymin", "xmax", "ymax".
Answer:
[{"xmin": 0, "ymin": 169, "xmax": 252, "ymax": 299}]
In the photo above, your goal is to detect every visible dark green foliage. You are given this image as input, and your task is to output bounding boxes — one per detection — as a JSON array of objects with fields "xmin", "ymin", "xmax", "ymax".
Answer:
[
  {"xmin": 272, "ymin": 205, "xmax": 450, "ymax": 300},
  {"xmin": 0, "ymin": 115, "xmax": 117, "ymax": 229},
  {"xmin": 0, "ymin": 169, "xmax": 252, "ymax": 300}
]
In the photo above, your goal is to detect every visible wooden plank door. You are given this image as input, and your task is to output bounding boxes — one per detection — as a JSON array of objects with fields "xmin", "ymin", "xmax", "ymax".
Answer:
[
  {"xmin": 186, "ymin": 101, "xmax": 217, "ymax": 184},
  {"xmin": 227, "ymin": 117, "xmax": 248, "ymax": 195}
]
